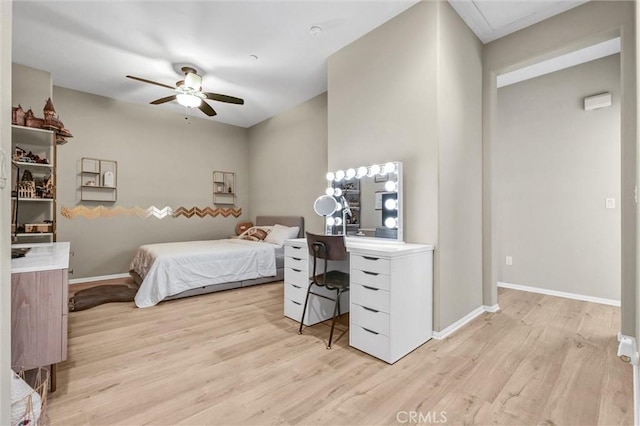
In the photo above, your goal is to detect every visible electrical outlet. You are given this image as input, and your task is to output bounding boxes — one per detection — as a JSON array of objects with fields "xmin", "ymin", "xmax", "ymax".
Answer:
[
  {"xmin": 506, "ymin": 256, "xmax": 513, "ymax": 266},
  {"xmin": 606, "ymin": 198, "xmax": 616, "ymax": 209}
]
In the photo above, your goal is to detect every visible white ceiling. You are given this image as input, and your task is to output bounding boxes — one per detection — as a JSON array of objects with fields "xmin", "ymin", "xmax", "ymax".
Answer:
[
  {"xmin": 12, "ymin": 1, "xmax": 419, "ymax": 128},
  {"xmin": 13, "ymin": 1, "xmax": 591, "ymax": 128},
  {"xmin": 448, "ymin": 0, "xmax": 589, "ymax": 44}
]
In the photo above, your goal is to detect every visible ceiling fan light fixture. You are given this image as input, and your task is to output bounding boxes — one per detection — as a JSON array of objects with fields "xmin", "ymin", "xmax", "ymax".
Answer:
[
  {"xmin": 184, "ymin": 72, "xmax": 202, "ymax": 91},
  {"xmin": 177, "ymin": 93, "xmax": 201, "ymax": 108}
]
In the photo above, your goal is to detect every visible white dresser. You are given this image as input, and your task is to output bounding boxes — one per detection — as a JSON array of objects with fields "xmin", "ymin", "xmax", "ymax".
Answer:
[
  {"xmin": 283, "ymin": 239, "xmax": 349, "ymax": 326},
  {"xmin": 284, "ymin": 238, "xmax": 433, "ymax": 364},
  {"xmin": 348, "ymin": 242, "xmax": 433, "ymax": 364}
]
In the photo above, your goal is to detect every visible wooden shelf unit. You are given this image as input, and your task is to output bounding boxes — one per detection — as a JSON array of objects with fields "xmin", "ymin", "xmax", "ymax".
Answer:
[{"xmin": 81, "ymin": 157, "xmax": 117, "ymax": 202}]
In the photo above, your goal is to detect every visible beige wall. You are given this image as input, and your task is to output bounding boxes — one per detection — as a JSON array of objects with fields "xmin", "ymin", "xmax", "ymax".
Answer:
[
  {"xmin": 0, "ymin": 1, "xmax": 12, "ymax": 422},
  {"xmin": 247, "ymin": 93, "xmax": 328, "ymax": 235},
  {"xmin": 12, "ymin": 63, "xmax": 52, "ymax": 111},
  {"xmin": 328, "ymin": 1, "xmax": 483, "ymax": 331},
  {"xmin": 436, "ymin": 2, "xmax": 484, "ymax": 327},
  {"xmin": 496, "ymin": 55, "xmax": 621, "ymax": 301},
  {"xmin": 54, "ymin": 87, "xmax": 249, "ymax": 278},
  {"xmin": 484, "ymin": 1, "xmax": 636, "ymax": 335}
]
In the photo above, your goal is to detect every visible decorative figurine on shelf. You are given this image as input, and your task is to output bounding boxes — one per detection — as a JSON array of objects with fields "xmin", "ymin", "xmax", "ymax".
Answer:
[
  {"xmin": 11, "ymin": 105, "xmax": 25, "ymax": 126},
  {"xmin": 17, "ymin": 181, "xmax": 36, "ymax": 199},
  {"xmin": 11, "ymin": 98, "xmax": 73, "ymax": 144},
  {"xmin": 42, "ymin": 175, "xmax": 54, "ymax": 199},
  {"xmin": 228, "ymin": 187, "xmax": 232, "ymax": 193}
]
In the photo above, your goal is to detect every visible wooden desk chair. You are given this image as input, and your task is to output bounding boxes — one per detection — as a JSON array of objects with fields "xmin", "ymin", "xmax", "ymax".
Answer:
[{"xmin": 298, "ymin": 232, "xmax": 350, "ymax": 349}]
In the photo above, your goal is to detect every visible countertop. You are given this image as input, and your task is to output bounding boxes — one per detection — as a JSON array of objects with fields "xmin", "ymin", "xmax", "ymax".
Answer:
[
  {"xmin": 285, "ymin": 237, "xmax": 433, "ymax": 257},
  {"xmin": 11, "ymin": 242, "xmax": 71, "ymax": 274}
]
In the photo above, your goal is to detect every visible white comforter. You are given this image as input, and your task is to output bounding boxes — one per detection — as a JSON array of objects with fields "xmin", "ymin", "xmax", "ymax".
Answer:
[{"xmin": 131, "ymin": 239, "xmax": 278, "ymax": 308}]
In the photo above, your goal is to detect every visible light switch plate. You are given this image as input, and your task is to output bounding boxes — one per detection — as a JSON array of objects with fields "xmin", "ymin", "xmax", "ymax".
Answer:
[
  {"xmin": 506, "ymin": 256, "xmax": 513, "ymax": 266},
  {"xmin": 606, "ymin": 198, "xmax": 616, "ymax": 209}
]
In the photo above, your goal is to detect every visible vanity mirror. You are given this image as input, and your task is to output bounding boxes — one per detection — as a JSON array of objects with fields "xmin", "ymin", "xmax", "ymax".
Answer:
[{"xmin": 322, "ymin": 161, "xmax": 403, "ymax": 242}]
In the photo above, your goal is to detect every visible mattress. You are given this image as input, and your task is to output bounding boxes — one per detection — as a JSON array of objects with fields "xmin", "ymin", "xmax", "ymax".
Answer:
[{"xmin": 131, "ymin": 239, "xmax": 279, "ymax": 308}]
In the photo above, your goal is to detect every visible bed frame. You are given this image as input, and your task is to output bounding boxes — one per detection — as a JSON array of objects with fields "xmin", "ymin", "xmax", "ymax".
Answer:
[{"xmin": 131, "ymin": 215, "xmax": 304, "ymax": 302}]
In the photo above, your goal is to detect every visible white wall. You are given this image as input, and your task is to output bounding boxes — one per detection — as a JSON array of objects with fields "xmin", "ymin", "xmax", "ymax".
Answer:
[
  {"xmin": 247, "ymin": 93, "xmax": 327, "ymax": 234},
  {"xmin": 53, "ymin": 86, "xmax": 249, "ymax": 278},
  {"xmin": 496, "ymin": 54, "xmax": 621, "ymax": 301},
  {"xmin": 483, "ymin": 0, "xmax": 636, "ymax": 335},
  {"xmin": 0, "ymin": 1, "xmax": 12, "ymax": 422}
]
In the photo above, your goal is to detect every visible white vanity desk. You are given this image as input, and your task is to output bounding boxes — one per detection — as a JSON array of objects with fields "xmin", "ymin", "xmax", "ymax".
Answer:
[{"xmin": 283, "ymin": 238, "xmax": 433, "ymax": 364}]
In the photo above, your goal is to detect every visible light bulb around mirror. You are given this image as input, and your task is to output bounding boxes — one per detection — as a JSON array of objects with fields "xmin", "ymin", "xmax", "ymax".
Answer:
[
  {"xmin": 333, "ymin": 187, "xmax": 343, "ymax": 197},
  {"xmin": 384, "ymin": 180, "xmax": 397, "ymax": 192},
  {"xmin": 370, "ymin": 164, "xmax": 381, "ymax": 176},
  {"xmin": 334, "ymin": 216, "xmax": 343, "ymax": 226},
  {"xmin": 384, "ymin": 217, "xmax": 397, "ymax": 229},
  {"xmin": 335, "ymin": 170, "xmax": 345, "ymax": 181},
  {"xmin": 326, "ymin": 217, "xmax": 335, "ymax": 226},
  {"xmin": 325, "ymin": 187, "xmax": 334, "ymax": 196},
  {"xmin": 384, "ymin": 198, "xmax": 397, "ymax": 210},
  {"xmin": 345, "ymin": 168, "xmax": 356, "ymax": 180},
  {"xmin": 384, "ymin": 162, "xmax": 396, "ymax": 174},
  {"xmin": 326, "ymin": 172, "xmax": 335, "ymax": 181},
  {"xmin": 356, "ymin": 166, "xmax": 368, "ymax": 179}
]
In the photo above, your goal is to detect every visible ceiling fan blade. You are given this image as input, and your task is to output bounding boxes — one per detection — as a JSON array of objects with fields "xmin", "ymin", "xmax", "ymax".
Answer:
[
  {"xmin": 203, "ymin": 93, "xmax": 244, "ymax": 105},
  {"xmin": 198, "ymin": 100, "xmax": 217, "ymax": 117},
  {"xmin": 150, "ymin": 95, "xmax": 177, "ymax": 105},
  {"xmin": 126, "ymin": 75, "xmax": 175, "ymax": 90}
]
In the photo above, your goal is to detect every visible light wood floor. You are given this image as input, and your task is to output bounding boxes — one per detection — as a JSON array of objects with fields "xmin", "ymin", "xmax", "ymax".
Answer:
[{"xmin": 48, "ymin": 284, "xmax": 632, "ymax": 425}]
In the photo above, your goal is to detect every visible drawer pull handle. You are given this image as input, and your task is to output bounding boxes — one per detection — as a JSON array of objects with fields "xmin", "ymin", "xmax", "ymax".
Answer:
[
  {"xmin": 292, "ymin": 257, "xmax": 301, "ymax": 261},
  {"xmin": 292, "ymin": 268, "xmax": 302, "ymax": 273},
  {"xmin": 363, "ymin": 271, "xmax": 379, "ymax": 276},
  {"xmin": 362, "ymin": 327, "xmax": 379, "ymax": 335},
  {"xmin": 291, "ymin": 284, "xmax": 302, "ymax": 289},
  {"xmin": 292, "ymin": 246, "xmax": 301, "ymax": 250},
  {"xmin": 291, "ymin": 300, "xmax": 302, "ymax": 306},
  {"xmin": 363, "ymin": 306, "xmax": 379, "ymax": 313},
  {"xmin": 362, "ymin": 285, "xmax": 378, "ymax": 291},
  {"xmin": 363, "ymin": 256, "xmax": 379, "ymax": 261}
]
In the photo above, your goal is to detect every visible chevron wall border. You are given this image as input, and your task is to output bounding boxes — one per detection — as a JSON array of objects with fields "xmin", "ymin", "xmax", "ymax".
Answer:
[{"xmin": 60, "ymin": 205, "xmax": 242, "ymax": 220}]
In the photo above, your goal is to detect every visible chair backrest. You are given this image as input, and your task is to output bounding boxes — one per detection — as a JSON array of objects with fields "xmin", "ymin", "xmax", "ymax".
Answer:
[{"xmin": 305, "ymin": 232, "xmax": 347, "ymax": 261}]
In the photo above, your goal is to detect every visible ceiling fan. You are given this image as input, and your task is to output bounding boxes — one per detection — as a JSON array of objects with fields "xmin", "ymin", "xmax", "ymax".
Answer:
[{"xmin": 126, "ymin": 67, "xmax": 244, "ymax": 117}]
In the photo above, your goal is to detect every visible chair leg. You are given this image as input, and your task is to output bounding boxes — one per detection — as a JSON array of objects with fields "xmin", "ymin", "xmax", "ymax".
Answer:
[
  {"xmin": 327, "ymin": 289, "xmax": 341, "ymax": 349},
  {"xmin": 299, "ymin": 285, "xmax": 313, "ymax": 335}
]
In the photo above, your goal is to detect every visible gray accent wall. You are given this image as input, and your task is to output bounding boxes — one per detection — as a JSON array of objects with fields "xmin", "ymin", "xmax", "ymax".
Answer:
[
  {"xmin": 496, "ymin": 54, "xmax": 621, "ymax": 301},
  {"xmin": 328, "ymin": 1, "xmax": 483, "ymax": 331},
  {"xmin": 484, "ymin": 0, "xmax": 636, "ymax": 336},
  {"xmin": 53, "ymin": 86, "xmax": 249, "ymax": 279},
  {"xmin": 247, "ymin": 93, "xmax": 328, "ymax": 235}
]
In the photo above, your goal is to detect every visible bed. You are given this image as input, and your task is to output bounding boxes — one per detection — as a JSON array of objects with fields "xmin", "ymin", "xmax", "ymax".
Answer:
[{"xmin": 130, "ymin": 216, "xmax": 304, "ymax": 307}]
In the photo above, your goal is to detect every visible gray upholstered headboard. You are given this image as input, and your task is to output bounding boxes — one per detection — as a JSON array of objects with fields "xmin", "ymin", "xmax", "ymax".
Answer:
[{"xmin": 255, "ymin": 216, "xmax": 305, "ymax": 238}]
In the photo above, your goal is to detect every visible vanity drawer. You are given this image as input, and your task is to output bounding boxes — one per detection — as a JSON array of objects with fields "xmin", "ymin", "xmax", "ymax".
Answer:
[
  {"xmin": 285, "ymin": 245, "xmax": 308, "ymax": 260},
  {"xmin": 351, "ymin": 283, "xmax": 390, "ymax": 314},
  {"xmin": 284, "ymin": 298, "xmax": 305, "ymax": 321},
  {"xmin": 284, "ymin": 267, "xmax": 309, "ymax": 287},
  {"xmin": 284, "ymin": 282, "xmax": 307, "ymax": 302},
  {"xmin": 351, "ymin": 254, "xmax": 390, "ymax": 275},
  {"xmin": 351, "ymin": 303, "xmax": 390, "ymax": 336},
  {"xmin": 285, "ymin": 256, "xmax": 307, "ymax": 271},
  {"xmin": 350, "ymin": 324, "xmax": 390, "ymax": 363},
  {"xmin": 351, "ymin": 269, "xmax": 390, "ymax": 290}
]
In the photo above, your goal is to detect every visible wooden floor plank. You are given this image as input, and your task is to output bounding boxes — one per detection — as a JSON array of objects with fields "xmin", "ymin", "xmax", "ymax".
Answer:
[{"xmin": 47, "ymin": 283, "xmax": 632, "ymax": 425}]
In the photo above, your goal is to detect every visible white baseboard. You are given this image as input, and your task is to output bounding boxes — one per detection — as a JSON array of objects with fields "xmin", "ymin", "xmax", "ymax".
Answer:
[
  {"xmin": 498, "ymin": 281, "xmax": 620, "ymax": 307},
  {"xmin": 432, "ymin": 304, "xmax": 500, "ymax": 340},
  {"xmin": 69, "ymin": 273, "xmax": 130, "ymax": 285}
]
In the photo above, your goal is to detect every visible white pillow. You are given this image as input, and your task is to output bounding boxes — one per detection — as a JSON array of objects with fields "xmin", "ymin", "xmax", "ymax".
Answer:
[{"xmin": 264, "ymin": 224, "xmax": 300, "ymax": 246}]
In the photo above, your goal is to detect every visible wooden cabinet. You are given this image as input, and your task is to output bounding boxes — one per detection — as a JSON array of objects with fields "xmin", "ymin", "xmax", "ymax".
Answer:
[
  {"xmin": 348, "ymin": 244, "xmax": 433, "ymax": 364},
  {"xmin": 11, "ymin": 125, "xmax": 56, "ymax": 243},
  {"xmin": 283, "ymin": 239, "xmax": 349, "ymax": 326},
  {"xmin": 81, "ymin": 157, "xmax": 117, "ymax": 202},
  {"xmin": 11, "ymin": 242, "xmax": 71, "ymax": 391}
]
